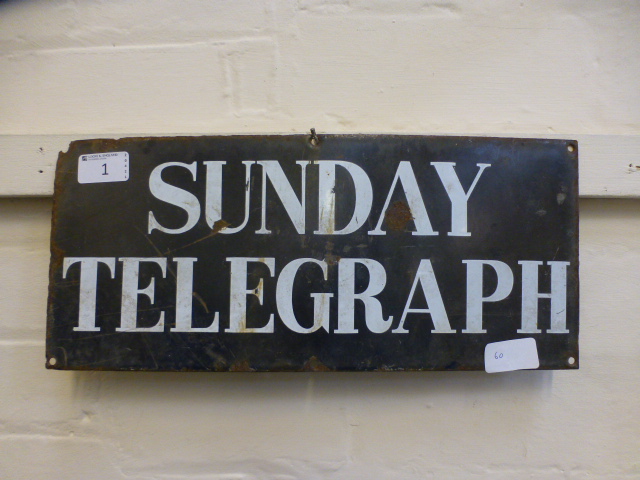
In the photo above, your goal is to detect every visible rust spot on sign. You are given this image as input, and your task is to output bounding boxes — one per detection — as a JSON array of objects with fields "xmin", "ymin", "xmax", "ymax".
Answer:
[
  {"xmin": 324, "ymin": 253, "xmax": 341, "ymax": 265},
  {"xmin": 229, "ymin": 360, "xmax": 254, "ymax": 372},
  {"xmin": 302, "ymin": 356, "xmax": 332, "ymax": 372},
  {"xmin": 385, "ymin": 201, "xmax": 413, "ymax": 231}
]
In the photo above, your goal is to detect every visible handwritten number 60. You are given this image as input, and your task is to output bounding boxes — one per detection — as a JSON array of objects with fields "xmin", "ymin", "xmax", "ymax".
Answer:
[{"xmin": 494, "ymin": 352, "xmax": 503, "ymax": 360}]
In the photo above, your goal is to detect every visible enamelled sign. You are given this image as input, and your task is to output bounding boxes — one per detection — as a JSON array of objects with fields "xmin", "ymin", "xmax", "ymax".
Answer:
[{"xmin": 46, "ymin": 135, "xmax": 579, "ymax": 371}]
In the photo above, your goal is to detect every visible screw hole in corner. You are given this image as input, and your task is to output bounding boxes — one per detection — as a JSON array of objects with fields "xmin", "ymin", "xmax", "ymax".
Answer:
[
  {"xmin": 567, "ymin": 144, "xmax": 575, "ymax": 153},
  {"xmin": 567, "ymin": 356, "xmax": 576, "ymax": 366},
  {"xmin": 48, "ymin": 357, "xmax": 57, "ymax": 367}
]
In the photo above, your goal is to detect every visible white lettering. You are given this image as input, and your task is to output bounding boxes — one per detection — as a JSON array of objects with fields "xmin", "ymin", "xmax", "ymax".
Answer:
[
  {"xmin": 63, "ymin": 257, "xmax": 115, "ymax": 332},
  {"xmin": 519, "ymin": 261, "xmax": 570, "ymax": 334},
  {"xmin": 171, "ymin": 257, "xmax": 219, "ymax": 332},
  {"xmin": 276, "ymin": 258, "xmax": 332, "ymax": 333},
  {"xmin": 315, "ymin": 161, "xmax": 373, "ymax": 235},
  {"xmin": 336, "ymin": 258, "xmax": 393, "ymax": 334},
  {"xmin": 148, "ymin": 162, "xmax": 200, "ymax": 235},
  {"xmin": 394, "ymin": 259, "xmax": 454, "ymax": 333},
  {"xmin": 463, "ymin": 260, "xmax": 513, "ymax": 333},
  {"xmin": 117, "ymin": 258, "xmax": 167, "ymax": 332},
  {"xmin": 226, "ymin": 257, "xmax": 275, "ymax": 333},
  {"xmin": 204, "ymin": 160, "xmax": 254, "ymax": 234},
  {"xmin": 257, "ymin": 161, "xmax": 309, "ymax": 234},
  {"xmin": 431, "ymin": 162, "xmax": 490, "ymax": 237}
]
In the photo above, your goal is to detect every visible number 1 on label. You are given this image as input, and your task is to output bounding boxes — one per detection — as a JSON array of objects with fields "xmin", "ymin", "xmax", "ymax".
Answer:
[{"xmin": 102, "ymin": 163, "xmax": 108, "ymax": 176}]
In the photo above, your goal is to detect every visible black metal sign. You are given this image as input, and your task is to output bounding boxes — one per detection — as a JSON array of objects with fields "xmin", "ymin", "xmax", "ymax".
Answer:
[{"xmin": 46, "ymin": 135, "xmax": 579, "ymax": 371}]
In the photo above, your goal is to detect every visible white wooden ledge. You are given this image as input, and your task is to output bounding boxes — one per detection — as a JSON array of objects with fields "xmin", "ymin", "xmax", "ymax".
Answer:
[{"xmin": 1, "ymin": 134, "xmax": 639, "ymax": 198}]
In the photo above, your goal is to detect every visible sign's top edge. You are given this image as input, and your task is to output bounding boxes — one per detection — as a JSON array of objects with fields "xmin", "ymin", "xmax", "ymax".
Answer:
[{"xmin": 62, "ymin": 134, "xmax": 578, "ymax": 155}]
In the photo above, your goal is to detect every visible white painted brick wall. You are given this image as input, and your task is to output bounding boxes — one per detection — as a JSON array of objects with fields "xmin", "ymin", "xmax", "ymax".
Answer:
[
  {"xmin": 0, "ymin": 1, "xmax": 639, "ymax": 478},
  {"xmin": 1, "ymin": 1, "xmax": 639, "ymax": 136}
]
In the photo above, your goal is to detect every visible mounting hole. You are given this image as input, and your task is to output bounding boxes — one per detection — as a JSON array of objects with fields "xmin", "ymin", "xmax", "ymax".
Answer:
[
  {"xmin": 48, "ymin": 357, "xmax": 57, "ymax": 366},
  {"xmin": 567, "ymin": 356, "xmax": 576, "ymax": 365},
  {"xmin": 38, "ymin": 170, "xmax": 43, "ymax": 174},
  {"xmin": 308, "ymin": 128, "xmax": 320, "ymax": 147},
  {"xmin": 567, "ymin": 144, "xmax": 575, "ymax": 153}
]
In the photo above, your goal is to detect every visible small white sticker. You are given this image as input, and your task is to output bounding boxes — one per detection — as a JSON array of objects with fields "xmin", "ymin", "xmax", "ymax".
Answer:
[
  {"xmin": 78, "ymin": 152, "xmax": 129, "ymax": 184},
  {"xmin": 485, "ymin": 338, "xmax": 539, "ymax": 373}
]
